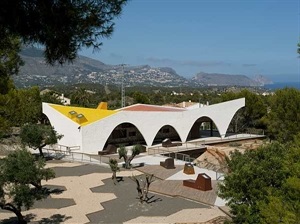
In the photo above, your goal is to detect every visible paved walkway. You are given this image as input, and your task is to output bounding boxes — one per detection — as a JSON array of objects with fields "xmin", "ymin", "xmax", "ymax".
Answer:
[
  {"xmin": 136, "ymin": 164, "xmax": 226, "ymax": 206},
  {"xmin": 0, "ymin": 161, "xmax": 228, "ymax": 224}
]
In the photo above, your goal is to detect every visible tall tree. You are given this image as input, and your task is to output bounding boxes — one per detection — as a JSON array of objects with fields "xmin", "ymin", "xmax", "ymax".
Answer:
[
  {"xmin": 0, "ymin": 149, "xmax": 55, "ymax": 223},
  {"xmin": 0, "ymin": 0, "xmax": 127, "ymax": 64},
  {"xmin": 20, "ymin": 124, "xmax": 63, "ymax": 157}
]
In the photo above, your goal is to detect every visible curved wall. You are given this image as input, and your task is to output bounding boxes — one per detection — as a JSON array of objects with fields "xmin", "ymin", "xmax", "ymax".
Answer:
[{"xmin": 43, "ymin": 98, "xmax": 245, "ymax": 154}]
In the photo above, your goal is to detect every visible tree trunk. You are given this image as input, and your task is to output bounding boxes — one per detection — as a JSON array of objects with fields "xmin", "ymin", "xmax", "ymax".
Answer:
[
  {"xmin": 125, "ymin": 160, "xmax": 131, "ymax": 169},
  {"xmin": 16, "ymin": 210, "xmax": 27, "ymax": 224},
  {"xmin": 112, "ymin": 171, "xmax": 117, "ymax": 185},
  {"xmin": 38, "ymin": 146, "xmax": 44, "ymax": 157},
  {"xmin": 0, "ymin": 203, "xmax": 27, "ymax": 224}
]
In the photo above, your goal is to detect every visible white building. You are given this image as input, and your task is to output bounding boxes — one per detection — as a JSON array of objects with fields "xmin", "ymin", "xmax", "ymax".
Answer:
[{"xmin": 42, "ymin": 98, "xmax": 245, "ymax": 154}]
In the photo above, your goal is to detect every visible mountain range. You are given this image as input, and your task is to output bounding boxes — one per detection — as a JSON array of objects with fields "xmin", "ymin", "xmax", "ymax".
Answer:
[{"xmin": 13, "ymin": 47, "xmax": 272, "ymax": 88}]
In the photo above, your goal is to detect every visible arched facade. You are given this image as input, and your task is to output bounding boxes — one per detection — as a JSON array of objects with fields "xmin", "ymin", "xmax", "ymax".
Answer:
[
  {"xmin": 187, "ymin": 116, "xmax": 221, "ymax": 141},
  {"xmin": 43, "ymin": 98, "xmax": 245, "ymax": 153},
  {"xmin": 103, "ymin": 122, "xmax": 146, "ymax": 148},
  {"xmin": 152, "ymin": 125, "xmax": 182, "ymax": 145}
]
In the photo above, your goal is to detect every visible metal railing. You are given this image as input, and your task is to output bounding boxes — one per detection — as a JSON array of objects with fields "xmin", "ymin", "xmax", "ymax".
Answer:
[{"xmin": 43, "ymin": 147, "xmax": 113, "ymax": 167}]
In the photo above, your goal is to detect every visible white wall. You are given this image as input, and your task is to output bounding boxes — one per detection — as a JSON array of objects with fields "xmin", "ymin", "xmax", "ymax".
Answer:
[
  {"xmin": 81, "ymin": 98, "xmax": 245, "ymax": 153},
  {"xmin": 42, "ymin": 103, "xmax": 82, "ymax": 149}
]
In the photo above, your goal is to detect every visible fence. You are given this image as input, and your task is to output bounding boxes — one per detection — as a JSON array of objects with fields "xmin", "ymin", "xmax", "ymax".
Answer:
[
  {"xmin": 43, "ymin": 146, "xmax": 112, "ymax": 167},
  {"xmin": 44, "ymin": 143, "xmax": 227, "ymax": 179}
]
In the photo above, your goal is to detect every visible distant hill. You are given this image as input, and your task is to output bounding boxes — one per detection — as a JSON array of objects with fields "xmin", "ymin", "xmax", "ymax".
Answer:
[
  {"xmin": 192, "ymin": 72, "xmax": 261, "ymax": 87},
  {"xmin": 14, "ymin": 47, "xmax": 270, "ymax": 88},
  {"xmin": 14, "ymin": 47, "xmax": 188, "ymax": 88}
]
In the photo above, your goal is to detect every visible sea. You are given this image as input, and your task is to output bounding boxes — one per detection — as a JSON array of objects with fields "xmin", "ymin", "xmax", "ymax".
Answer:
[{"xmin": 264, "ymin": 82, "xmax": 300, "ymax": 90}]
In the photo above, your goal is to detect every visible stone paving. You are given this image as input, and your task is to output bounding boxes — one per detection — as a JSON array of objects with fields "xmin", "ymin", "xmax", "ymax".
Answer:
[{"xmin": 0, "ymin": 160, "xmax": 228, "ymax": 224}]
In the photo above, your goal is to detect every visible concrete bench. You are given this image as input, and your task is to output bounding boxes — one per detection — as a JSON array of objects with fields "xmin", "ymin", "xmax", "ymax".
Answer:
[{"xmin": 98, "ymin": 144, "xmax": 117, "ymax": 155}]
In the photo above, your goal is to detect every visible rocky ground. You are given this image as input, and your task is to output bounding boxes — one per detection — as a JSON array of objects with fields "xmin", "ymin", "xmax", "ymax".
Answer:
[{"xmin": 196, "ymin": 139, "xmax": 267, "ymax": 171}]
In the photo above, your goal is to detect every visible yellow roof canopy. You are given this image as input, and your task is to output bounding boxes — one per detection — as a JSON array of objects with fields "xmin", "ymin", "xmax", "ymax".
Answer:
[{"xmin": 50, "ymin": 103, "xmax": 117, "ymax": 126}]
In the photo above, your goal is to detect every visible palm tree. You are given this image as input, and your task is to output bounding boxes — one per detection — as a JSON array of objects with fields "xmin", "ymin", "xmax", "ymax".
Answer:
[{"xmin": 71, "ymin": 88, "xmax": 92, "ymax": 107}]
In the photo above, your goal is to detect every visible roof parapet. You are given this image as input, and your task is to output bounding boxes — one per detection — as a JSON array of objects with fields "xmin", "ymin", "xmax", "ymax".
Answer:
[{"xmin": 97, "ymin": 102, "xmax": 108, "ymax": 110}]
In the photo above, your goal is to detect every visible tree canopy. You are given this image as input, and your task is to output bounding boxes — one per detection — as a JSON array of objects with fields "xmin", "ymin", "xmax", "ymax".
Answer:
[
  {"xmin": 218, "ymin": 138, "xmax": 300, "ymax": 223},
  {"xmin": 118, "ymin": 144, "xmax": 142, "ymax": 169},
  {"xmin": 266, "ymin": 88, "xmax": 300, "ymax": 143},
  {"xmin": 221, "ymin": 89, "xmax": 267, "ymax": 133},
  {"xmin": 20, "ymin": 124, "xmax": 63, "ymax": 157},
  {"xmin": 0, "ymin": 86, "xmax": 42, "ymax": 137},
  {"xmin": 0, "ymin": 0, "xmax": 127, "ymax": 65},
  {"xmin": 0, "ymin": 149, "xmax": 55, "ymax": 223},
  {"xmin": 0, "ymin": 31, "xmax": 23, "ymax": 94}
]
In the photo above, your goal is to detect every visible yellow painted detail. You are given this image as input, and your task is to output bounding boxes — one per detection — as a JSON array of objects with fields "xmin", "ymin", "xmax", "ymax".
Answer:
[
  {"xmin": 68, "ymin": 110, "xmax": 77, "ymax": 119},
  {"xmin": 76, "ymin": 114, "xmax": 88, "ymax": 124},
  {"xmin": 50, "ymin": 104, "xmax": 117, "ymax": 126},
  {"xmin": 97, "ymin": 102, "xmax": 108, "ymax": 110}
]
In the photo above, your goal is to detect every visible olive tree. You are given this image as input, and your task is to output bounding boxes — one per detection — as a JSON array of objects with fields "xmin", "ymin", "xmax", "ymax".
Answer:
[
  {"xmin": 130, "ymin": 174, "xmax": 155, "ymax": 204},
  {"xmin": 108, "ymin": 158, "xmax": 120, "ymax": 185},
  {"xmin": 20, "ymin": 124, "xmax": 63, "ymax": 157},
  {"xmin": 118, "ymin": 144, "xmax": 142, "ymax": 169},
  {"xmin": 0, "ymin": 149, "xmax": 55, "ymax": 223}
]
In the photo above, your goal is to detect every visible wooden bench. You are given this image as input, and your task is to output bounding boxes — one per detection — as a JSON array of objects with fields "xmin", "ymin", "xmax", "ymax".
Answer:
[
  {"xmin": 160, "ymin": 157, "xmax": 175, "ymax": 169},
  {"xmin": 183, "ymin": 173, "xmax": 212, "ymax": 191}
]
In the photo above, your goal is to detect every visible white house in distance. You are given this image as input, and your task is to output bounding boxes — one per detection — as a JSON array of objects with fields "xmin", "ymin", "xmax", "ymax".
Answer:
[{"xmin": 42, "ymin": 98, "xmax": 245, "ymax": 154}]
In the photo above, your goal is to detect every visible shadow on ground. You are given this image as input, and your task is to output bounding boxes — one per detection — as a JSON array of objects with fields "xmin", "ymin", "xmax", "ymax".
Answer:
[
  {"xmin": 87, "ymin": 176, "xmax": 208, "ymax": 223},
  {"xmin": 51, "ymin": 163, "xmax": 110, "ymax": 177}
]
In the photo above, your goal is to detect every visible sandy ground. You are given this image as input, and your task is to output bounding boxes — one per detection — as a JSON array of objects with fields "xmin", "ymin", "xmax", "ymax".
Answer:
[{"xmin": 0, "ymin": 161, "xmax": 141, "ymax": 223}]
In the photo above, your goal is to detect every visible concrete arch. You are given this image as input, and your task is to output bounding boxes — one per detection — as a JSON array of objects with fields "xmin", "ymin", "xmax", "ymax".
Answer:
[
  {"xmin": 102, "ymin": 122, "xmax": 147, "ymax": 148},
  {"xmin": 186, "ymin": 116, "xmax": 221, "ymax": 141},
  {"xmin": 223, "ymin": 107, "xmax": 244, "ymax": 136},
  {"xmin": 180, "ymin": 98, "xmax": 245, "ymax": 141},
  {"xmin": 151, "ymin": 124, "xmax": 182, "ymax": 145}
]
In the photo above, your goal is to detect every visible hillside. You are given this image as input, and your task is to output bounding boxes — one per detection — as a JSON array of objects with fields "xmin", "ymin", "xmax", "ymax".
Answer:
[
  {"xmin": 192, "ymin": 72, "xmax": 261, "ymax": 86},
  {"xmin": 14, "ymin": 47, "xmax": 188, "ymax": 88},
  {"xmin": 13, "ymin": 47, "xmax": 268, "ymax": 88}
]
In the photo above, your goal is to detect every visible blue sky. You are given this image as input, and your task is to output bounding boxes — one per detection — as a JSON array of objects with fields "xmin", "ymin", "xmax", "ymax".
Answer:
[{"xmin": 81, "ymin": 0, "xmax": 300, "ymax": 82}]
